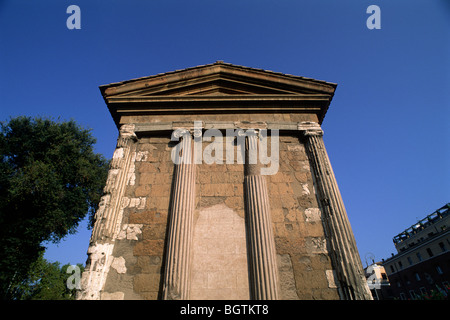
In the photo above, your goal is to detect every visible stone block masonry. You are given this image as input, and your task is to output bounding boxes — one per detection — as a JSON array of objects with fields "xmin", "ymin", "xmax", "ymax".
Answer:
[
  {"xmin": 93, "ymin": 136, "xmax": 175, "ymax": 300},
  {"xmin": 78, "ymin": 62, "xmax": 372, "ymax": 300},
  {"xmin": 267, "ymin": 135, "xmax": 339, "ymax": 299},
  {"xmin": 190, "ymin": 204, "xmax": 249, "ymax": 299},
  {"xmin": 91, "ymin": 132, "xmax": 342, "ymax": 300}
]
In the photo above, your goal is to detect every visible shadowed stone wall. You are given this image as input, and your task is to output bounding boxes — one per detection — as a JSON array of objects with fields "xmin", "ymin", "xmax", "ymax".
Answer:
[{"xmin": 94, "ymin": 133, "xmax": 340, "ymax": 300}]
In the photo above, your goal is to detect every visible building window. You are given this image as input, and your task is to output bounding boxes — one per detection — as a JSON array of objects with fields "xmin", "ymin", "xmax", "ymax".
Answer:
[
  {"xmin": 436, "ymin": 265, "xmax": 443, "ymax": 275},
  {"xmin": 390, "ymin": 265, "xmax": 395, "ymax": 273},
  {"xmin": 399, "ymin": 292, "xmax": 406, "ymax": 300},
  {"xmin": 426, "ymin": 248, "xmax": 433, "ymax": 257},
  {"xmin": 409, "ymin": 290, "xmax": 416, "ymax": 299},
  {"xmin": 398, "ymin": 261, "xmax": 403, "ymax": 269},
  {"xmin": 425, "ymin": 273, "xmax": 433, "ymax": 284},
  {"xmin": 415, "ymin": 273, "xmax": 421, "ymax": 281},
  {"xmin": 419, "ymin": 287, "xmax": 427, "ymax": 295},
  {"xmin": 407, "ymin": 257, "xmax": 413, "ymax": 265},
  {"xmin": 439, "ymin": 242, "xmax": 446, "ymax": 252},
  {"xmin": 416, "ymin": 252, "xmax": 423, "ymax": 261}
]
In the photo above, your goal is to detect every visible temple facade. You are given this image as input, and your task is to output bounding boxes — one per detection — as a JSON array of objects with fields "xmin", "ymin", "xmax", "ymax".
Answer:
[{"xmin": 77, "ymin": 62, "xmax": 372, "ymax": 300}]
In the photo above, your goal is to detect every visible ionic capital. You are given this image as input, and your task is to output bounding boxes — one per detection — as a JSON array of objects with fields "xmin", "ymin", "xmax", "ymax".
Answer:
[
  {"xmin": 237, "ymin": 129, "xmax": 260, "ymax": 154},
  {"xmin": 119, "ymin": 124, "xmax": 137, "ymax": 139},
  {"xmin": 172, "ymin": 125, "xmax": 203, "ymax": 140},
  {"xmin": 117, "ymin": 124, "xmax": 137, "ymax": 148},
  {"xmin": 297, "ymin": 121, "xmax": 323, "ymax": 137},
  {"xmin": 172, "ymin": 128, "xmax": 191, "ymax": 139},
  {"xmin": 237, "ymin": 128, "xmax": 261, "ymax": 138}
]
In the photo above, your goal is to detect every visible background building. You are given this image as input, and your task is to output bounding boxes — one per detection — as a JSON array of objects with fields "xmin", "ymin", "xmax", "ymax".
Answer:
[
  {"xmin": 364, "ymin": 262, "xmax": 392, "ymax": 300},
  {"xmin": 382, "ymin": 203, "xmax": 450, "ymax": 300}
]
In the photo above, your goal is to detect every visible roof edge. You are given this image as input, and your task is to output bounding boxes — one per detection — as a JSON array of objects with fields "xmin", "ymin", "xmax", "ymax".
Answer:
[{"xmin": 99, "ymin": 61, "xmax": 337, "ymax": 97}]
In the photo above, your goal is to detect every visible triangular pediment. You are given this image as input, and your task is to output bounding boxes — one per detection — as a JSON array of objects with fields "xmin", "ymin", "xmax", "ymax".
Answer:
[
  {"xmin": 100, "ymin": 61, "xmax": 336, "ymax": 98},
  {"xmin": 100, "ymin": 62, "xmax": 337, "ymax": 127},
  {"xmin": 128, "ymin": 77, "xmax": 301, "ymax": 96}
]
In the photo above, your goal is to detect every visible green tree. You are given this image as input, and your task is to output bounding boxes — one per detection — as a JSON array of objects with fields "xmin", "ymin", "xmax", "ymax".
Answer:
[
  {"xmin": 10, "ymin": 252, "xmax": 84, "ymax": 300},
  {"xmin": 0, "ymin": 116, "xmax": 109, "ymax": 299}
]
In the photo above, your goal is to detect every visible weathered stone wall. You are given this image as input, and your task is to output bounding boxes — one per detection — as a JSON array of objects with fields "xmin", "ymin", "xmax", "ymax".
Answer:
[
  {"xmin": 190, "ymin": 139, "xmax": 248, "ymax": 299},
  {"xmin": 268, "ymin": 135, "xmax": 340, "ymax": 299},
  {"xmin": 81, "ymin": 62, "xmax": 371, "ymax": 300},
  {"xmin": 101, "ymin": 136, "xmax": 173, "ymax": 299},
  {"xmin": 190, "ymin": 204, "xmax": 249, "ymax": 299},
  {"xmin": 97, "ymin": 130, "xmax": 340, "ymax": 300}
]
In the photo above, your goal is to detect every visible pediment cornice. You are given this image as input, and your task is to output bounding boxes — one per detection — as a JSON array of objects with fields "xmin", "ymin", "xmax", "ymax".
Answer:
[{"xmin": 100, "ymin": 62, "xmax": 337, "ymax": 127}]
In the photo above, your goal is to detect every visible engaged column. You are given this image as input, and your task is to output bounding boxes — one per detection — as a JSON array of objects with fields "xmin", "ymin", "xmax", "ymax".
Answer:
[
  {"xmin": 162, "ymin": 129, "xmax": 196, "ymax": 300},
  {"xmin": 243, "ymin": 130, "xmax": 280, "ymax": 300}
]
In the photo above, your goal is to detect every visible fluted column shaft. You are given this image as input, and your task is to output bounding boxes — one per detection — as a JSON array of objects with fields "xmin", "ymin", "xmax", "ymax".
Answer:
[
  {"xmin": 78, "ymin": 124, "xmax": 137, "ymax": 300},
  {"xmin": 300, "ymin": 122, "xmax": 372, "ymax": 300},
  {"xmin": 244, "ymin": 131, "xmax": 280, "ymax": 300},
  {"xmin": 162, "ymin": 130, "xmax": 196, "ymax": 300}
]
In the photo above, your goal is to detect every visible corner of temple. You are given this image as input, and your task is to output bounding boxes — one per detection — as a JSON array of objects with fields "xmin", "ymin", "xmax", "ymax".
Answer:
[{"xmin": 297, "ymin": 122, "xmax": 323, "ymax": 136}]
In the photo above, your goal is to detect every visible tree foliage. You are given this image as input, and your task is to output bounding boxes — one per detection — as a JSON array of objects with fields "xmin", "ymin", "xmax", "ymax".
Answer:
[
  {"xmin": 9, "ymin": 252, "xmax": 84, "ymax": 300},
  {"xmin": 0, "ymin": 116, "xmax": 109, "ymax": 299}
]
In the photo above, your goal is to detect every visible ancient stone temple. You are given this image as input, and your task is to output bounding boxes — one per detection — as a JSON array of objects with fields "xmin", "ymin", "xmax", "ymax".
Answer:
[{"xmin": 77, "ymin": 61, "xmax": 372, "ymax": 300}]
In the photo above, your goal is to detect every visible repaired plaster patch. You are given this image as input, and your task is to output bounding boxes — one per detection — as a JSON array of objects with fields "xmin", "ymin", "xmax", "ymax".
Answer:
[
  {"xmin": 121, "ymin": 197, "xmax": 146, "ymax": 210},
  {"xmin": 190, "ymin": 203, "xmax": 249, "ymax": 300},
  {"xmin": 111, "ymin": 256, "xmax": 127, "ymax": 274},
  {"xmin": 301, "ymin": 183, "xmax": 310, "ymax": 195},
  {"xmin": 127, "ymin": 152, "xmax": 136, "ymax": 186},
  {"xmin": 304, "ymin": 208, "xmax": 321, "ymax": 222},
  {"xmin": 326, "ymin": 270, "xmax": 338, "ymax": 288},
  {"xmin": 94, "ymin": 194, "xmax": 110, "ymax": 221},
  {"xmin": 135, "ymin": 151, "xmax": 149, "ymax": 162},
  {"xmin": 117, "ymin": 224, "xmax": 143, "ymax": 241},
  {"xmin": 113, "ymin": 148, "xmax": 124, "ymax": 159},
  {"xmin": 78, "ymin": 242, "xmax": 115, "ymax": 300}
]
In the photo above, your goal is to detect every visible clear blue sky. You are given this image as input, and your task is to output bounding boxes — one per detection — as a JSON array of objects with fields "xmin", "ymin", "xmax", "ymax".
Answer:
[{"xmin": 1, "ymin": 0, "xmax": 449, "ymax": 268}]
